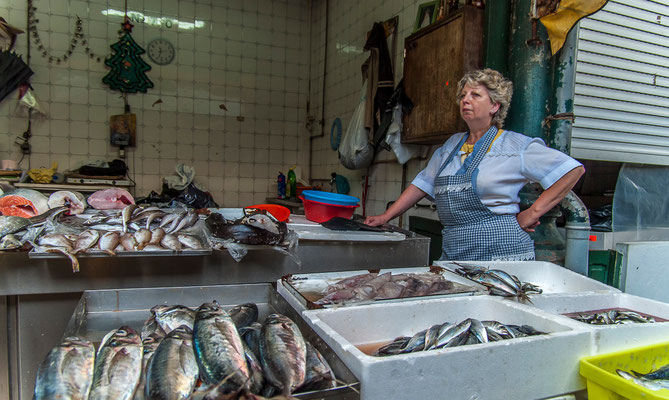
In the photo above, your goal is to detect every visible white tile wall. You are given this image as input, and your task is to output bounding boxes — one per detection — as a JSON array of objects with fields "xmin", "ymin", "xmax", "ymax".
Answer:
[
  {"xmin": 1, "ymin": 0, "xmax": 310, "ymax": 207},
  {"xmin": 308, "ymin": 0, "xmax": 440, "ymax": 226}
]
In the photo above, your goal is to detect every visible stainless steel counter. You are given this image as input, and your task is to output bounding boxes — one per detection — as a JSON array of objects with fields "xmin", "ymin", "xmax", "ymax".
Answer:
[{"xmin": 1, "ymin": 235, "xmax": 430, "ymax": 399}]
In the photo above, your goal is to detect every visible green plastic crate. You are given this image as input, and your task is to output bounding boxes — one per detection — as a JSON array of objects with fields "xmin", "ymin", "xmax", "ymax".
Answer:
[{"xmin": 588, "ymin": 249, "xmax": 622, "ymax": 288}]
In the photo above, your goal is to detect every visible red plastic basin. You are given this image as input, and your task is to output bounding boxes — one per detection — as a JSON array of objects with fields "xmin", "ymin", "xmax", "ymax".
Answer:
[
  {"xmin": 247, "ymin": 204, "xmax": 291, "ymax": 222},
  {"xmin": 300, "ymin": 196, "xmax": 358, "ymax": 223}
]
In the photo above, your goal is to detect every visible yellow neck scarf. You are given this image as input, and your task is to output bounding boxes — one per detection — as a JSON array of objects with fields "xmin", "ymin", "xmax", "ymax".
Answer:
[{"xmin": 460, "ymin": 129, "xmax": 504, "ymax": 163}]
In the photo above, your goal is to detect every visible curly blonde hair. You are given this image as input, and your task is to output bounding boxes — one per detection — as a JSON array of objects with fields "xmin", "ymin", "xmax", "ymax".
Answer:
[{"xmin": 456, "ymin": 68, "xmax": 513, "ymax": 129}]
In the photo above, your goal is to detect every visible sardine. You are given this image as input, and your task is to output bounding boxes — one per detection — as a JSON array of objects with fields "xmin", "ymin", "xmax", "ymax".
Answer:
[
  {"xmin": 468, "ymin": 318, "xmax": 488, "ymax": 343},
  {"xmin": 152, "ymin": 305, "xmax": 195, "ymax": 334},
  {"xmin": 177, "ymin": 234, "xmax": 203, "ymax": 250},
  {"xmin": 617, "ymin": 368, "xmax": 669, "ymax": 390},
  {"xmin": 73, "ymin": 229, "xmax": 100, "ymax": 255},
  {"xmin": 259, "ymin": 313, "xmax": 307, "ymax": 395},
  {"xmin": 33, "ymin": 336, "xmax": 95, "ymax": 400},
  {"xmin": 89, "ymin": 326, "xmax": 142, "ymax": 400},
  {"xmin": 399, "ymin": 329, "xmax": 427, "ymax": 353},
  {"xmin": 435, "ymin": 319, "xmax": 472, "ymax": 349},
  {"xmin": 98, "ymin": 231, "xmax": 120, "ymax": 255},
  {"xmin": 193, "ymin": 301, "xmax": 250, "ymax": 391},
  {"xmin": 144, "ymin": 326, "xmax": 199, "ymax": 400},
  {"xmin": 228, "ymin": 303, "xmax": 258, "ymax": 329}
]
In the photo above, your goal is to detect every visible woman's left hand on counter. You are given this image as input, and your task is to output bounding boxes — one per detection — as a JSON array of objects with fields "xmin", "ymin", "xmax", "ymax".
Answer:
[{"xmin": 517, "ymin": 209, "xmax": 540, "ymax": 232}]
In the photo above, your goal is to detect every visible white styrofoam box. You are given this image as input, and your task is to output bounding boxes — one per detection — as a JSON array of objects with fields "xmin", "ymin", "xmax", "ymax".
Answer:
[
  {"xmin": 616, "ymin": 241, "xmax": 669, "ymax": 303},
  {"xmin": 302, "ymin": 296, "xmax": 593, "ymax": 400},
  {"xmin": 529, "ymin": 292, "xmax": 669, "ymax": 354},
  {"xmin": 434, "ymin": 260, "xmax": 620, "ymax": 296},
  {"xmin": 276, "ymin": 267, "xmax": 486, "ymax": 312}
]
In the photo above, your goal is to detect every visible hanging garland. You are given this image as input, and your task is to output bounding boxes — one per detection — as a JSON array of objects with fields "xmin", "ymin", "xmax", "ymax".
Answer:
[{"xmin": 26, "ymin": 0, "xmax": 105, "ymax": 64}]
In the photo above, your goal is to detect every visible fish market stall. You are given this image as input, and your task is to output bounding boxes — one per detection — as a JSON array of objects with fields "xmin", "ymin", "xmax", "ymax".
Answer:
[{"xmin": 0, "ymin": 207, "xmax": 428, "ymax": 400}]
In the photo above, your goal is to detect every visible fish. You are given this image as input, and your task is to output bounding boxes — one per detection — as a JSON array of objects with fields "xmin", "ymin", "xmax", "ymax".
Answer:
[
  {"xmin": 33, "ymin": 336, "xmax": 95, "ymax": 400},
  {"xmin": 240, "ymin": 322, "xmax": 262, "ymax": 359},
  {"xmin": 149, "ymin": 228, "xmax": 166, "ymax": 245},
  {"xmin": 144, "ymin": 326, "xmax": 199, "ymax": 400},
  {"xmin": 38, "ymin": 233, "xmax": 73, "ymax": 249},
  {"xmin": 134, "ymin": 228, "xmax": 152, "ymax": 250},
  {"xmin": 0, "ymin": 233, "xmax": 23, "ymax": 249},
  {"xmin": 177, "ymin": 234, "xmax": 203, "ymax": 250},
  {"xmin": 468, "ymin": 318, "xmax": 489, "ymax": 344},
  {"xmin": 134, "ymin": 333, "xmax": 163, "ymax": 400},
  {"xmin": 0, "ymin": 215, "xmax": 32, "ymax": 237},
  {"xmin": 87, "ymin": 188, "xmax": 135, "ymax": 210},
  {"xmin": 299, "ymin": 342, "xmax": 336, "ymax": 391},
  {"xmin": 193, "ymin": 301, "xmax": 250, "ymax": 391},
  {"xmin": 159, "ymin": 211, "xmax": 186, "ymax": 230},
  {"xmin": 0, "ymin": 189, "xmax": 49, "ymax": 217},
  {"xmin": 244, "ymin": 342, "xmax": 265, "ymax": 394},
  {"xmin": 47, "ymin": 190, "xmax": 86, "ymax": 215},
  {"xmin": 152, "ymin": 305, "xmax": 196, "ymax": 334},
  {"xmin": 434, "ymin": 319, "xmax": 472, "ymax": 349},
  {"xmin": 241, "ymin": 213, "xmax": 281, "ymax": 235},
  {"xmin": 141, "ymin": 315, "xmax": 166, "ymax": 341},
  {"xmin": 142, "ymin": 211, "xmax": 165, "ymax": 229},
  {"xmin": 205, "ymin": 213, "xmax": 287, "ymax": 246},
  {"xmin": 160, "ymin": 234, "xmax": 182, "ymax": 251},
  {"xmin": 72, "ymin": 229, "xmax": 100, "ymax": 255},
  {"xmin": 98, "ymin": 231, "xmax": 120, "ymax": 255},
  {"xmin": 122, "ymin": 204, "xmax": 139, "ymax": 232},
  {"xmin": 120, "ymin": 233, "xmax": 138, "ymax": 251},
  {"xmin": 258, "ymin": 313, "xmax": 307, "ymax": 395},
  {"xmin": 228, "ymin": 303, "xmax": 259, "ymax": 329},
  {"xmin": 89, "ymin": 326, "xmax": 143, "ymax": 400},
  {"xmin": 168, "ymin": 211, "xmax": 198, "ymax": 234},
  {"xmin": 617, "ymin": 366, "xmax": 669, "ymax": 391}
]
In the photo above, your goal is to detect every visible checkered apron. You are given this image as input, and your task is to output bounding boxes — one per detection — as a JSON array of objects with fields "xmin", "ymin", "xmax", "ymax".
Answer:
[{"xmin": 434, "ymin": 126, "xmax": 535, "ymax": 261}]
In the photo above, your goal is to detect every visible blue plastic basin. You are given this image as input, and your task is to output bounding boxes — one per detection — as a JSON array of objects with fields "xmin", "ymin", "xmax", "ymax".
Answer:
[{"xmin": 301, "ymin": 190, "xmax": 360, "ymax": 206}]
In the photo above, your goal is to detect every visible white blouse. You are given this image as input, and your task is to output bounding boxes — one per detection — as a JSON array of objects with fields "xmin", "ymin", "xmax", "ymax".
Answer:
[{"xmin": 412, "ymin": 130, "xmax": 583, "ymax": 215}]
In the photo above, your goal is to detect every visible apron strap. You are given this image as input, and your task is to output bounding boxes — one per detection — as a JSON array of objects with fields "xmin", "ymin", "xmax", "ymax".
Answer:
[
  {"xmin": 437, "ymin": 134, "xmax": 468, "ymax": 176},
  {"xmin": 461, "ymin": 125, "xmax": 499, "ymax": 173}
]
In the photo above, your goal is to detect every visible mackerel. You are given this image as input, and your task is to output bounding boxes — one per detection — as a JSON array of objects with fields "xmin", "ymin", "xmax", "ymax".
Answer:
[
  {"xmin": 89, "ymin": 326, "xmax": 142, "ymax": 400},
  {"xmin": 144, "ymin": 326, "xmax": 199, "ymax": 400},
  {"xmin": 258, "ymin": 313, "xmax": 307, "ymax": 395},
  {"xmin": 33, "ymin": 336, "xmax": 95, "ymax": 400}
]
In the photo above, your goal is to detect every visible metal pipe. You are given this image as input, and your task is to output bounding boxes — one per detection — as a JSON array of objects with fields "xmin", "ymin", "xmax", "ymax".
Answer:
[
  {"xmin": 483, "ymin": 0, "xmax": 511, "ymax": 75},
  {"xmin": 559, "ymin": 191, "xmax": 591, "ymax": 275},
  {"xmin": 307, "ymin": 0, "xmax": 328, "ymax": 183}
]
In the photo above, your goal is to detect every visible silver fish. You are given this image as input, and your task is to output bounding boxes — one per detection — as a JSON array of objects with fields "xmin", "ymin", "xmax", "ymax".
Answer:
[
  {"xmin": 617, "ymin": 368, "xmax": 669, "ymax": 391},
  {"xmin": 259, "ymin": 313, "xmax": 307, "ymax": 395},
  {"xmin": 300, "ymin": 341, "xmax": 336, "ymax": 391},
  {"xmin": 149, "ymin": 228, "xmax": 166, "ymax": 245},
  {"xmin": 98, "ymin": 231, "xmax": 120, "ymax": 255},
  {"xmin": 435, "ymin": 319, "xmax": 472, "ymax": 349},
  {"xmin": 141, "ymin": 315, "xmax": 166, "ymax": 342},
  {"xmin": 228, "ymin": 303, "xmax": 259, "ymax": 329},
  {"xmin": 144, "ymin": 326, "xmax": 199, "ymax": 400},
  {"xmin": 130, "ymin": 207, "xmax": 162, "ymax": 222},
  {"xmin": 120, "ymin": 233, "xmax": 139, "ymax": 251},
  {"xmin": 193, "ymin": 301, "xmax": 250, "ymax": 391},
  {"xmin": 33, "ymin": 336, "xmax": 95, "ymax": 400},
  {"xmin": 143, "ymin": 211, "xmax": 165, "ymax": 229},
  {"xmin": 243, "ymin": 342, "xmax": 265, "ymax": 394},
  {"xmin": 38, "ymin": 233, "xmax": 73, "ymax": 249},
  {"xmin": 143, "ymin": 244, "xmax": 168, "ymax": 251},
  {"xmin": 177, "ymin": 234, "xmax": 203, "ymax": 250},
  {"xmin": 89, "ymin": 326, "xmax": 142, "ymax": 400},
  {"xmin": 134, "ymin": 333, "xmax": 163, "ymax": 400},
  {"xmin": 0, "ymin": 233, "xmax": 22, "ymax": 250},
  {"xmin": 468, "ymin": 318, "xmax": 488, "ymax": 344},
  {"xmin": 152, "ymin": 305, "xmax": 195, "ymax": 334},
  {"xmin": 160, "ymin": 234, "xmax": 182, "ymax": 251},
  {"xmin": 134, "ymin": 228, "xmax": 152, "ymax": 250},
  {"xmin": 243, "ymin": 213, "xmax": 280, "ymax": 235},
  {"xmin": 122, "ymin": 204, "xmax": 139, "ymax": 232},
  {"xmin": 73, "ymin": 229, "xmax": 100, "ymax": 255},
  {"xmin": 160, "ymin": 212, "xmax": 186, "ymax": 230},
  {"xmin": 0, "ymin": 215, "xmax": 32, "ymax": 237},
  {"xmin": 168, "ymin": 211, "xmax": 198, "ymax": 234}
]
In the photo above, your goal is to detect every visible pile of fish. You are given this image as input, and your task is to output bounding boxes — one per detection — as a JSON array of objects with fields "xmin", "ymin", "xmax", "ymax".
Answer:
[
  {"xmin": 453, "ymin": 264, "xmax": 542, "ymax": 302},
  {"xmin": 0, "ymin": 206, "xmax": 67, "ymax": 250},
  {"xmin": 617, "ymin": 364, "xmax": 669, "ymax": 391},
  {"xmin": 570, "ymin": 309, "xmax": 656, "ymax": 325},
  {"xmin": 205, "ymin": 209, "xmax": 288, "ymax": 246},
  {"xmin": 30, "ymin": 204, "xmax": 208, "ymax": 272},
  {"xmin": 373, "ymin": 318, "xmax": 546, "ymax": 356},
  {"xmin": 313, "ymin": 272, "xmax": 466, "ymax": 305},
  {"xmin": 34, "ymin": 302, "xmax": 337, "ymax": 400}
]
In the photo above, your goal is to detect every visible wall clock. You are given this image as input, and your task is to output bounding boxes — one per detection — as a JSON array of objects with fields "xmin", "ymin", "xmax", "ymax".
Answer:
[{"xmin": 147, "ymin": 38, "xmax": 175, "ymax": 65}]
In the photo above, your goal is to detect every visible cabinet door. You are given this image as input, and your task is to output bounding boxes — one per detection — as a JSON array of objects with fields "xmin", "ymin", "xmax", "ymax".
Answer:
[{"xmin": 402, "ymin": 6, "xmax": 483, "ymax": 144}]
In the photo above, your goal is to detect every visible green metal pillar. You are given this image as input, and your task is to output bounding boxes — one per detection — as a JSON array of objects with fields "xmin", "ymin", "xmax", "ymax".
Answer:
[
  {"xmin": 505, "ymin": 0, "xmax": 553, "ymax": 140},
  {"xmin": 483, "ymin": 0, "xmax": 511, "ymax": 76},
  {"xmin": 547, "ymin": 25, "xmax": 578, "ymax": 153}
]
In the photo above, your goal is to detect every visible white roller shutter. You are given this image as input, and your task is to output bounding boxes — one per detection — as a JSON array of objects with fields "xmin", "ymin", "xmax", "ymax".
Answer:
[{"xmin": 572, "ymin": 0, "xmax": 669, "ymax": 165}]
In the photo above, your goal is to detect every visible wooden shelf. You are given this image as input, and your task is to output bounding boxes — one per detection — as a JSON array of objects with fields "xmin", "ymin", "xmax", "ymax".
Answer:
[{"xmin": 13, "ymin": 182, "xmax": 134, "ymax": 193}]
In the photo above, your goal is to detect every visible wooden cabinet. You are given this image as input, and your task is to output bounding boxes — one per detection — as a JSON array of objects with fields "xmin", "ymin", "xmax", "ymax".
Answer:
[{"xmin": 402, "ymin": 6, "xmax": 484, "ymax": 144}]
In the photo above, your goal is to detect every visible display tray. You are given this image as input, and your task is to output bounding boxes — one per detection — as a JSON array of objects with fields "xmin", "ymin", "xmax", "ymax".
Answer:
[
  {"xmin": 529, "ymin": 292, "xmax": 669, "ymax": 355},
  {"xmin": 63, "ymin": 283, "xmax": 360, "ymax": 400},
  {"xmin": 435, "ymin": 260, "xmax": 620, "ymax": 296},
  {"xmin": 278, "ymin": 266, "xmax": 486, "ymax": 310},
  {"xmin": 28, "ymin": 248, "xmax": 211, "ymax": 258},
  {"xmin": 301, "ymin": 295, "xmax": 592, "ymax": 400}
]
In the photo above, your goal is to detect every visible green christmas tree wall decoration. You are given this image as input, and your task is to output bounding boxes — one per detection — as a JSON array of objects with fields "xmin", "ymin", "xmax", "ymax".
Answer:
[{"xmin": 102, "ymin": 17, "xmax": 154, "ymax": 93}]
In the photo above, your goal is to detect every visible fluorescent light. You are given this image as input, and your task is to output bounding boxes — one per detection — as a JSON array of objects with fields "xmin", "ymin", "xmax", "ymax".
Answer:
[{"xmin": 102, "ymin": 9, "xmax": 206, "ymax": 30}]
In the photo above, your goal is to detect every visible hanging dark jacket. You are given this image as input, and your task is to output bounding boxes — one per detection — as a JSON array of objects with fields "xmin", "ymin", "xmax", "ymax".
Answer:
[{"xmin": 361, "ymin": 22, "xmax": 394, "ymax": 139}]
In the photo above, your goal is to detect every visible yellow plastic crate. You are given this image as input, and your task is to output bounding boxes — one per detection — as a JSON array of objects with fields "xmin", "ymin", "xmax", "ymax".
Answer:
[{"xmin": 580, "ymin": 342, "xmax": 669, "ymax": 400}]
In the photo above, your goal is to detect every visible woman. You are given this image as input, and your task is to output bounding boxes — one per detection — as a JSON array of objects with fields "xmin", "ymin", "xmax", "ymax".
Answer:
[{"xmin": 365, "ymin": 69, "xmax": 584, "ymax": 261}]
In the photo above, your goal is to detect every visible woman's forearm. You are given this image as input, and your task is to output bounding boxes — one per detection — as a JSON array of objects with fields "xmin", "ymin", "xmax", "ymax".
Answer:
[
  {"xmin": 381, "ymin": 184, "xmax": 428, "ymax": 221},
  {"xmin": 527, "ymin": 166, "xmax": 585, "ymax": 219}
]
